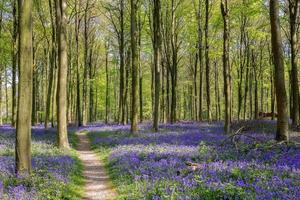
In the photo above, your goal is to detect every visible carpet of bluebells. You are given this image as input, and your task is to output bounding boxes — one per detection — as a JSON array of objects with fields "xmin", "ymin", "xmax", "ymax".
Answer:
[
  {"xmin": 89, "ymin": 121, "xmax": 300, "ymax": 200},
  {"xmin": 0, "ymin": 125, "xmax": 83, "ymax": 200}
]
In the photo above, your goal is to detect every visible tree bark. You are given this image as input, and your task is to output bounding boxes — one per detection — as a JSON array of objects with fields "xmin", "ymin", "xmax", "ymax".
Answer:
[
  {"xmin": 153, "ymin": 0, "xmax": 161, "ymax": 131},
  {"xmin": 16, "ymin": 0, "xmax": 33, "ymax": 176},
  {"xmin": 105, "ymin": 43, "xmax": 109, "ymax": 124},
  {"xmin": 12, "ymin": 0, "xmax": 18, "ymax": 127},
  {"xmin": 75, "ymin": 0, "xmax": 82, "ymax": 127},
  {"xmin": 289, "ymin": 0, "xmax": 300, "ymax": 127},
  {"xmin": 205, "ymin": 0, "xmax": 211, "ymax": 121},
  {"xmin": 221, "ymin": 0, "xmax": 231, "ymax": 134},
  {"xmin": 56, "ymin": 0, "xmax": 69, "ymax": 149},
  {"xmin": 45, "ymin": 0, "xmax": 56, "ymax": 129},
  {"xmin": 270, "ymin": 0, "xmax": 289, "ymax": 141},
  {"xmin": 130, "ymin": 0, "xmax": 138, "ymax": 134}
]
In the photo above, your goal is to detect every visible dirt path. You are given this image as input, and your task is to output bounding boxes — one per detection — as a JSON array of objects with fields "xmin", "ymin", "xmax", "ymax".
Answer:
[{"xmin": 77, "ymin": 132, "xmax": 117, "ymax": 200}]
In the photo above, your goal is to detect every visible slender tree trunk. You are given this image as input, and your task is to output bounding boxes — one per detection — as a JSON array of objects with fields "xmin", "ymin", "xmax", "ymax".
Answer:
[
  {"xmin": 130, "ymin": 0, "xmax": 138, "ymax": 134},
  {"xmin": 4, "ymin": 66, "xmax": 8, "ymax": 123},
  {"xmin": 289, "ymin": 0, "xmax": 300, "ymax": 127},
  {"xmin": 153, "ymin": 0, "xmax": 161, "ymax": 131},
  {"xmin": 105, "ymin": 43, "xmax": 109, "ymax": 124},
  {"xmin": 45, "ymin": 0, "xmax": 56, "ymax": 129},
  {"xmin": 270, "ymin": 0, "xmax": 289, "ymax": 141},
  {"xmin": 12, "ymin": 0, "xmax": 18, "ymax": 127},
  {"xmin": 138, "ymin": 15, "xmax": 143, "ymax": 123},
  {"xmin": 16, "ymin": 0, "xmax": 33, "ymax": 176},
  {"xmin": 221, "ymin": 0, "xmax": 231, "ymax": 134},
  {"xmin": 205, "ymin": 0, "xmax": 211, "ymax": 121},
  {"xmin": 197, "ymin": 0, "xmax": 204, "ymax": 121},
  {"xmin": 82, "ymin": 0, "xmax": 90, "ymax": 125},
  {"xmin": 118, "ymin": 0, "xmax": 126, "ymax": 125},
  {"xmin": 56, "ymin": 0, "xmax": 69, "ymax": 149},
  {"xmin": 75, "ymin": 0, "xmax": 82, "ymax": 127}
]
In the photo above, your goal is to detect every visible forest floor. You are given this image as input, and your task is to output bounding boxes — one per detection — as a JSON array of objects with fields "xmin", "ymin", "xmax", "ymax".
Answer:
[
  {"xmin": 0, "ymin": 126, "xmax": 84, "ymax": 199},
  {"xmin": 86, "ymin": 121, "xmax": 300, "ymax": 199},
  {"xmin": 76, "ymin": 131, "xmax": 116, "ymax": 200}
]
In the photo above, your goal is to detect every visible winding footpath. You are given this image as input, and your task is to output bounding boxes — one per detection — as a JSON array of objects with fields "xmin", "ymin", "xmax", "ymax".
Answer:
[{"xmin": 76, "ymin": 131, "xmax": 116, "ymax": 200}]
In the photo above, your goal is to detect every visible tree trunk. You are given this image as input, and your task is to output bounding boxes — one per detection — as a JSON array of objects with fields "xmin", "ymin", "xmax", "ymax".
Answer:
[
  {"xmin": 221, "ymin": 0, "xmax": 231, "ymax": 134},
  {"xmin": 205, "ymin": 0, "xmax": 211, "ymax": 121},
  {"xmin": 45, "ymin": 0, "xmax": 56, "ymax": 129},
  {"xmin": 138, "ymin": 14, "xmax": 143, "ymax": 123},
  {"xmin": 118, "ymin": 0, "xmax": 126, "ymax": 125},
  {"xmin": 105, "ymin": 43, "xmax": 109, "ymax": 124},
  {"xmin": 289, "ymin": 0, "xmax": 300, "ymax": 127},
  {"xmin": 153, "ymin": 0, "xmax": 161, "ymax": 131},
  {"xmin": 56, "ymin": 0, "xmax": 69, "ymax": 149},
  {"xmin": 130, "ymin": 0, "xmax": 138, "ymax": 134},
  {"xmin": 75, "ymin": 0, "xmax": 82, "ymax": 127},
  {"xmin": 16, "ymin": 0, "xmax": 33, "ymax": 176},
  {"xmin": 12, "ymin": 0, "xmax": 18, "ymax": 127},
  {"xmin": 270, "ymin": 0, "xmax": 289, "ymax": 141},
  {"xmin": 197, "ymin": 0, "xmax": 204, "ymax": 121}
]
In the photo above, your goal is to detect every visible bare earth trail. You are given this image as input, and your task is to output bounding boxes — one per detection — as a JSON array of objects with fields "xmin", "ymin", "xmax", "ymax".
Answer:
[{"xmin": 76, "ymin": 131, "xmax": 117, "ymax": 200}]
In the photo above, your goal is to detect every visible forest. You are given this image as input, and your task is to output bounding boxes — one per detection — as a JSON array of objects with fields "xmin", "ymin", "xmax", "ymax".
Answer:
[{"xmin": 0, "ymin": 0, "xmax": 300, "ymax": 199}]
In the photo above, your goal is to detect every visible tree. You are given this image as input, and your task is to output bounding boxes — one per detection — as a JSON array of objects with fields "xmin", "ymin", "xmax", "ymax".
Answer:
[
  {"xmin": 269, "ymin": 0, "xmax": 289, "ymax": 141},
  {"xmin": 45, "ymin": 0, "xmax": 57, "ymax": 129},
  {"xmin": 195, "ymin": 0, "xmax": 204, "ymax": 121},
  {"xmin": 130, "ymin": 0, "xmax": 138, "ymax": 134},
  {"xmin": 221, "ymin": 0, "xmax": 231, "ymax": 134},
  {"xmin": 75, "ymin": 0, "xmax": 82, "ymax": 127},
  {"xmin": 205, "ymin": 0, "xmax": 211, "ymax": 121},
  {"xmin": 56, "ymin": 0, "xmax": 69, "ymax": 149},
  {"xmin": 153, "ymin": 0, "xmax": 161, "ymax": 131},
  {"xmin": 288, "ymin": 0, "xmax": 299, "ymax": 127},
  {"xmin": 15, "ymin": 0, "xmax": 33, "ymax": 175},
  {"xmin": 11, "ymin": 0, "xmax": 17, "ymax": 127}
]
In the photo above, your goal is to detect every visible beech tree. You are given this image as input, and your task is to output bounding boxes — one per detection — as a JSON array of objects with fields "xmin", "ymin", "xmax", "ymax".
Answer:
[
  {"xmin": 130, "ymin": 0, "xmax": 138, "ymax": 134},
  {"xmin": 221, "ymin": 0, "xmax": 231, "ymax": 134},
  {"xmin": 15, "ymin": 0, "xmax": 33, "ymax": 175},
  {"xmin": 153, "ymin": 0, "xmax": 161, "ymax": 131},
  {"xmin": 270, "ymin": 0, "xmax": 289, "ymax": 141},
  {"xmin": 56, "ymin": 0, "xmax": 69, "ymax": 148}
]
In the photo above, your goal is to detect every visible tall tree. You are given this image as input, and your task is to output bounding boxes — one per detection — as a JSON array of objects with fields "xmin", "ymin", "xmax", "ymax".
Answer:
[
  {"xmin": 153, "ymin": 0, "xmax": 161, "ymax": 131},
  {"xmin": 105, "ymin": 42, "xmax": 110, "ymax": 124},
  {"xmin": 75, "ymin": 0, "xmax": 82, "ymax": 127},
  {"xmin": 56, "ymin": 0, "xmax": 69, "ymax": 148},
  {"xmin": 130, "ymin": 0, "xmax": 138, "ymax": 134},
  {"xmin": 196, "ymin": 0, "xmax": 204, "ymax": 121},
  {"xmin": 15, "ymin": 0, "xmax": 33, "ymax": 175},
  {"xmin": 270, "ymin": 0, "xmax": 289, "ymax": 141},
  {"xmin": 45, "ymin": 0, "xmax": 56, "ymax": 129},
  {"xmin": 221, "ymin": 0, "xmax": 231, "ymax": 134},
  {"xmin": 205, "ymin": 0, "xmax": 211, "ymax": 121},
  {"xmin": 288, "ymin": 0, "xmax": 299, "ymax": 127},
  {"xmin": 11, "ymin": 0, "xmax": 17, "ymax": 127}
]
